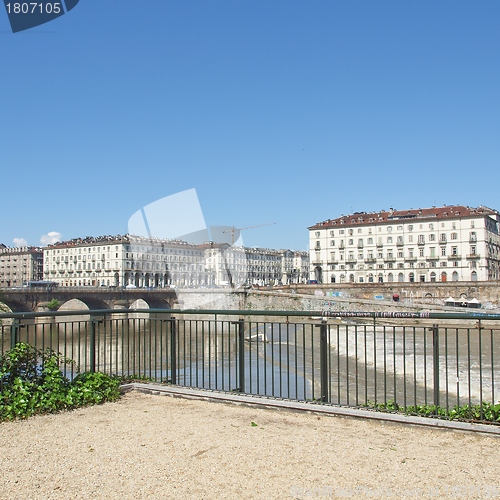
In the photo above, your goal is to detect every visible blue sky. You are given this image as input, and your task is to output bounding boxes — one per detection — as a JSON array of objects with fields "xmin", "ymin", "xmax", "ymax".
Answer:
[{"xmin": 1, "ymin": 1, "xmax": 499, "ymax": 251}]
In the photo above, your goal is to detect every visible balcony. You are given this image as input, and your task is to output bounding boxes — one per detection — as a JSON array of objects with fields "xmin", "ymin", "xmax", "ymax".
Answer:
[
  {"xmin": 384, "ymin": 257, "xmax": 396, "ymax": 262},
  {"xmin": 426, "ymin": 256, "xmax": 439, "ymax": 261},
  {"xmin": 469, "ymin": 237, "xmax": 477, "ymax": 243},
  {"xmin": 364, "ymin": 258, "xmax": 376, "ymax": 264},
  {"xmin": 405, "ymin": 257, "xmax": 417, "ymax": 262},
  {"xmin": 346, "ymin": 259, "xmax": 357, "ymax": 264},
  {"xmin": 466, "ymin": 254, "xmax": 480, "ymax": 260},
  {"xmin": 417, "ymin": 240, "xmax": 425, "ymax": 246},
  {"xmin": 448, "ymin": 255, "xmax": 461, "ymax": 260},
  {"xmin": 376, "ymin": 243, "xmax": 383, "ymax": 248},
  {"xmin": 396, "ymin": 241, "xmax": 404, "ymax": 246}
]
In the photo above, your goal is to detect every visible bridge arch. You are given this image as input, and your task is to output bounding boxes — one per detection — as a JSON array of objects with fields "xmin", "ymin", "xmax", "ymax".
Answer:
[
  {"xmin": 58, "ymin": 297, "xmax": 110, "ymax": 311},
  {"xmin": 129, "ymin": 296, "xmax": 171, "ymax": 310},
  {"xmin": 0, "ymin": 299, "xmax": 32, "ymax": 313}
]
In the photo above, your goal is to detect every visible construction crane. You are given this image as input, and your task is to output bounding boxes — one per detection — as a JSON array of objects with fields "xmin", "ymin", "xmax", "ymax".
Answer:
[{"xmin": 222, "ymin": 222, "xmax": 276, "ymax": 245}]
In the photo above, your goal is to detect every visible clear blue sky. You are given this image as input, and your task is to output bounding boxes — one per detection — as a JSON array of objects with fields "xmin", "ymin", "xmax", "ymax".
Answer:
[{"xmin": 1, "ymin": 1, "xmax": 499, "ymax": 251}]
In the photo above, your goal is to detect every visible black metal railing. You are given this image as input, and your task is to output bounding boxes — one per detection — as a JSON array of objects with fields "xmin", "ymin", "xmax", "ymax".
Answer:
[{"xmin": 1, "ymin": 308, "xmax": 500, "ymax": 423}]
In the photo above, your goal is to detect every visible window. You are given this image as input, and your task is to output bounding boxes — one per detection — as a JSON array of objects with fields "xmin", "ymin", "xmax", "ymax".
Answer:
[
  {"xmin": 408, "ymin": 225, "xmax": 413, "ymax": 231},
  {"xmin": 330, "ymin": 230, "xmax": 334, "ymax": 236},
  {"xmin": 397, "ymin": 225, "xmax": 403, "ymax": 231},
  {"xmin": 330, "ymin": 240, "xmax": 335, "ymax": 246},
  {"xmin": 315, "ymin": 231, "xmax": 320, "ymax": 237},
  {"xmin": 451, "ymin": 232, "xmax": 458, "ymax": 240},
  {"xmin": 429, "ymin": 234, "xmax": 435, "ymax": 241},
  {"xmin": 387, "ymin": 227, "xmax": 392, "ymax": 233},
  {"xmin": 349, "ymin": 239, "xmax": 354, "ymax": 245},
  {"xmin": 398, "ymin": 251, "xmax": 403, "ymax": 258},
  {"xmin": 408, "ymin": 235, "xmax": 413, "ymax": 242},
  {"xmin": 452, "ymin": 247, "xmax": 458, "ymax": 256},
  {"xmin": 441, "ymin": 247, "xmax": 446, "ymax": 256},
  {"xmin": 368, "ymin": 238, "xmax": 373, "ymax": 244},
  {"xmin": 429, "ymin": 223, "xmax": 434, "ymax": 230},
  {"xmin": 419, "ymin": 248, "xmax": 424, "ymax": 257},
  {"xmin": 418, "ymin": 235, "xmax": 425, "ymax": 244},
  {"xmin": 387, "ymin": 237, "xmax": 393, "ymax": 243}
]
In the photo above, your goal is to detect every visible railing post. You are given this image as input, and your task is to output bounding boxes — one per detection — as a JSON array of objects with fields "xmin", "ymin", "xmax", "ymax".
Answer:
[
  {"xmin": 238, "ymin": 318, "xmax": 245, "ymax": 393},
  {"xmin": 170, "ymin": 317, "xmax": 177, "ymax": 385},
  {"xmin": 320, "ymin": 319, "xmax": 329, "ymax": 403},
  {"xmin": 90, "ymin": 318, "xmax": 97, "ymax": 373},
  {"xmin": 10, "ymin": 320, "xmax": 20, "ymax": 348},
  {"xmin": 432, "ymin": 324, "xmax": 440, "ymax": 409}
]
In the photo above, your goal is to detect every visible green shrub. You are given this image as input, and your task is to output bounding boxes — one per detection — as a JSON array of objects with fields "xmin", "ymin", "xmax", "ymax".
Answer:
[
  {"xmin": 0, "ymin": 343, "xmax": 120, "ymax": 421},
  {"xmin": 364, "ymin": 399, "xmax": 500, "ymax": 423}
]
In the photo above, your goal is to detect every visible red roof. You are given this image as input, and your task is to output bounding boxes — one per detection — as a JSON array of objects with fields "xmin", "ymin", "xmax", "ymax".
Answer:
[{"xmin": 308, "ymin": 205, "xmax": 499, "ymax": 230}]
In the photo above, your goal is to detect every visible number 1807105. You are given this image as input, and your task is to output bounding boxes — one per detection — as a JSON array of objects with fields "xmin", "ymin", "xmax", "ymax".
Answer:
[{"xmin": 5, "ymin": 3, "xmax": 62, "ymax": 14}]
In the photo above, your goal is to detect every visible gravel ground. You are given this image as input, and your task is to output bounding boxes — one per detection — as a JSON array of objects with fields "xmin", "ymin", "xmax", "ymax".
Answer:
[{"xmin": 1, "ymin": 391, "xmax": 499, "ymax": 500}]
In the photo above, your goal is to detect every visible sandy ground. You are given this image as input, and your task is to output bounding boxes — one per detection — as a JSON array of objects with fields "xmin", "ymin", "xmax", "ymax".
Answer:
[{"xmin": 1, "ymin": 391, "xmax": 499, "ymax": 500}]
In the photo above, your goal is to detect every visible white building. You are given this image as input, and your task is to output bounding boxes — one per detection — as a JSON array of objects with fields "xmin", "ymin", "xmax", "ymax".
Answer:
[
  {"xmin": 308, "ymin": 205, "xmax": 500, "ymax": 284},
  {"xmin": 0, "ymin": 245, "xmax": 43, "ymax": 287},
  {"xmin": 42, "ymin": 234, "xmax": 310, "ymax": 288},
  {"xmin": 43, "ymin": 235, "xmax": 209, "ymax": 288},
  {"xmin": 203, "ymin": 244, "xmax": 310, "ymax": 286}
]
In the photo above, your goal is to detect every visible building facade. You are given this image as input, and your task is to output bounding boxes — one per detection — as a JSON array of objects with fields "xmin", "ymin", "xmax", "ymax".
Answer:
[
  {"xmin": 41, "ymin": 235, "xmax": 310, "ymax": 288},
  {"xmin": 43, "ymin": 235, "xmax": 209, "ymax": 288},
  {"xmin": 308, "ymin": 205, "xmax": 500, "ymax": 284},
  {"xmin": 0, "ymin": 246, "xmax": 43, "ymax": 287},
  {"xmin": 203, "ymin": 244, "xmax": 310, "ymax": 287}
]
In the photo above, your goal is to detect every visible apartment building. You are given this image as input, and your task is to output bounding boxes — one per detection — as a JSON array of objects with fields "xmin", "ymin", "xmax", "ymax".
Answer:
[
  {"xmin": 0, "ymin": 245, "xmax": 43, "ymax": 287},
  {"xmin": 308, "ymin": 205, "xmax": 500, "ymax": 284},
  {"xmin": 203, "ymin": 244, "xmax": 310, "ymax": 287},
  {"xmin": 43, "ymin": 235, "xmax": 209, "ymax": 288},
  {"xmin": 41, "ymin": 234, "xmax": 310, "ymax": 288}
]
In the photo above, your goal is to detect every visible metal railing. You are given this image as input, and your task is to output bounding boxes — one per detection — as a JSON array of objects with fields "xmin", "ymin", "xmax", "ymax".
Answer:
[{"xmin": 1, "ymin": 308, "xmax": 500, "ymax": 423}]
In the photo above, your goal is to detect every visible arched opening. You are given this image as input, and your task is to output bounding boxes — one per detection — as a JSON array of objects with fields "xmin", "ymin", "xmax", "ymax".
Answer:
[
  {"xmin": 368, "ymin": 273, "xmax": 374, "ymax": 283},
  {"xmin": 441, "ymin": 272, "xmax": 447, "ymax": 282},
  {"xmin": 452, "ymin": 271, "xmax": 459, "ymax": 282},
  {"xmin": 471, "ymin": 271, "xmax": 477, "ymax": 282},
  {"xmin": 430, "ymin": 272, "xmax": 436, "ymax": 282},
  {"xmin": 314, "ymin": 266, "xmax": 323, "ymax": 284},
  {"xmin": 387, "ymin": 273, "xmax": 394, "ymax": 282},
  {"xmin": 409, "ymin": 273, "xmax": 415, "ymax": 283},
  {"xmin": 378, "ymin": 274, "xmax": 383, "ymax": 283},
  {"xmin": 349, "ymin": 274, "xmax": 355, "ymax": 283},
  {"xmin": 398, "ymin": 273, "xmax": 404, "ymax": 283}
]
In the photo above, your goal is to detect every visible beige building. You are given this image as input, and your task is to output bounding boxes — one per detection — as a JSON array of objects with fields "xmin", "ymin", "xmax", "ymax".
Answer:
[
  {"xmin": 309, "ymin": 205, "xmax": 500, "ymax": 284},
  {"xmin": 41, "ymin": 234, "xmax": 310, "ymax": 288},
  {"xmin": 0, "ymin": 245, "xmax": 43, "ymax": 287},
  {"xmin": 43, "ymin": 235, "xmax": 209, "ymax": 288},
  {"xmin": 203, "ymin": 244, "xmax": 309, "ymax": 286}
]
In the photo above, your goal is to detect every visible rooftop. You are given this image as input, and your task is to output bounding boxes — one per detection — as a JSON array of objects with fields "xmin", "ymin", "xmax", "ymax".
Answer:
[{"xmin": 309, "ymin": 205, "xmax": 500, "ymax": 230}]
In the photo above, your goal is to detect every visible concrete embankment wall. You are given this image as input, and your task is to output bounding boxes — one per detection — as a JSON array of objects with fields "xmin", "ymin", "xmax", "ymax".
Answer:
[
  {"xmin": 173, "ymin": 288, "xmax": 482, "ymax": 314},
  {"xmin": 287, "ymin": 282, "xmax": 500, "ymax": 307}
]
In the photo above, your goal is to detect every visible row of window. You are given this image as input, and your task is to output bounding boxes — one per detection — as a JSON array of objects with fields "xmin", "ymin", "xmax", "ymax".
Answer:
[{"xmin": 329, "ymin": 271, "xmax": 474, "ymax": 284}]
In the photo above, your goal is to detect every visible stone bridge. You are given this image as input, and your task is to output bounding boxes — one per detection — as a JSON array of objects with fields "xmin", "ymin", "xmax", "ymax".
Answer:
[{"xmin": 0, "ymin": 288, "xmax": 179, "ymax": 312}]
